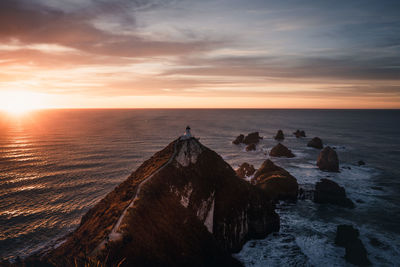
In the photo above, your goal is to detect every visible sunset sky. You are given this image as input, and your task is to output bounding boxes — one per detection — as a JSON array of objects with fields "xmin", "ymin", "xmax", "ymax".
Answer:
[{"xmin": 0, "ymin": 0, "xmax": 399, "ymax": 109}]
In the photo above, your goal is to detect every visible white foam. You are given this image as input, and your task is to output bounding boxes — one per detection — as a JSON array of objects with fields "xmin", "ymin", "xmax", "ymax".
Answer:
[
  {"xmin": 179, "ymin": 183, "xmax": 193, "ymax": 208},
  {"xmin": 204, "ymin": 198, "xmax": 215, "ymax": 233}
]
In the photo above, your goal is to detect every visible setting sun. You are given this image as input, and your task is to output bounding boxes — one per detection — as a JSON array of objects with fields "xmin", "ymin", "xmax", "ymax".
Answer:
[{"xmin": 0, "ymin": 90, "xmax": 45, "ymax": 115}]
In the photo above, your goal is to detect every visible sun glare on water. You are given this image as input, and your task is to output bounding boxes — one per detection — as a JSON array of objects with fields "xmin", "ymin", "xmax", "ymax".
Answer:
[{"xmin": 0, "ymin": 90, "xmax": 45, "ymax": 115}]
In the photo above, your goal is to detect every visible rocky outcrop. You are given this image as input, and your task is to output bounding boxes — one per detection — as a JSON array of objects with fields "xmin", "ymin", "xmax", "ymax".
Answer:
[
  {"xmin": 252, "ymin": 159, "xmax": 298, "ymax": 201},
  {"xmin": 358, "ymin": 160, "xmax": 365, "ymax": 166},
  {"xmin": 314, "ymin": 179, "xmax": 354, "ymax": 208},
  {"xmin": 293, "ymin": 130, "xmax": 306, "ymax": 138},
  {"xmin": 233, "ymin": 132, "xmax": 262, "ymax": 145},
  {"xmin": 335, "ymin": 225, "xmax": 370, "ymax": 266},
  {"xmin": 236, "ymin": 163, "xmax": 256, "ymax": 179},
  {"xmin": 307, "ymin": 137, "xmax": 323, "ymax": 149},
  {"xmin": 317, "ymin": 146, "xmax": 339, "ymax": 172},
  {"xmin": 274, "ymin": 130, "xmax": 284, "ymax": 141},
  {"xmin": 243, "ymin": 132, "xmax": 262, "ymax": 145},
  {"xmin": 44, "ymin": 137, "xmax": 279, "ymax": 266},
  {"xmin": 246, "ymin": 143, "xmax": 256, "ymax": 151},
  {"xmin": 269, "ymin": 143, "xmax": 295, "ymax": 158},
  {"xmin": 232, "ymin": 134, "xmax": 244, "ymax": 145},
  {"xmin": 335, "ymin": 225, "xmax": 360, "ymax": 246}
]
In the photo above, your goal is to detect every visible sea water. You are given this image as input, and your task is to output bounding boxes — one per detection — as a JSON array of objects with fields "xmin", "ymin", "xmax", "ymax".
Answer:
[{"xmin": 0, "ymin": 109, "xmax": 399, "ymax": 265}]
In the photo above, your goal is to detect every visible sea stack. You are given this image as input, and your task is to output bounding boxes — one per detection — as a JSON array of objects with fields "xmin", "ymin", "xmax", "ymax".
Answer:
[
  {"xmin": 293, "ymin": 130, "xmax": 306, "ymax": 138},
  {"xmin": 236, "ymin": 162, "xmax": 256, "ymax": 179},
  {"xmin": 232, "ymin": 132, "xmax": 262, "ymax": 145},
  {"xmin": 307, "ymin": 137, "xmax": 323, "ymax": 149},
  {"xmin": 243, "ymin": 132, "xmax": 263, "ymax": 145},
  {"xmin": 43, "ymin": 129, "xmax": 279, "ymax": 266},
  {"xmin": 269, "ymin": 143, "xmax": 295, "ymax": 158},
  {"xmin": 252, "ymin": 159, "xmax": 298, "ymax": 201},
  {"xmin": 317, "ymin": 146, "xmax": 339, "ymax": 172},
  {"xmin": 335, "ymin": 225, "xmax": 370, "ymax": 265},
  {"xmin": 274, "ymin": 130, "xmax": 284, "ymax": 141},
  {"xmin": 246, "ymin": 143, "xmax": 256, "ymax": 151},
  {"xmin": 314, "ymin": 179, "xmax": 354, "ymax": 208}
]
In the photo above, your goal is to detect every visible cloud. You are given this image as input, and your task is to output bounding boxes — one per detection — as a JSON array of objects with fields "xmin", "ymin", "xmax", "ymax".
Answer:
[
  {"xmin": 0, "ymin": 0, "xmax": 221, "ymax": 60},
  {"xmin": 0, "ymin": 0, "xmax": 399, "ymax": 108}
]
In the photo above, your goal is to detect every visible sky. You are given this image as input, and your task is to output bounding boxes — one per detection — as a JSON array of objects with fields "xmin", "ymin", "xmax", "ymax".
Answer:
[{"xmin": 0, "ymin": 0, "xmax": 399, "ymax": 109}]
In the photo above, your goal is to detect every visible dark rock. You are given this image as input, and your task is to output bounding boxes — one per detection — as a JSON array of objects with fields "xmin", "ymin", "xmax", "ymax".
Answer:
[
  {"xmin": 233, "ymin": 134, "xmax": 244, "ymax": 145},
  {"xmin": 369, "ymin": 237, "xmax": 383, "ymax": 247},
  {"xmin": 43, "ymin": 137, "xmax": 279, "ymax": 266},
  {"xmin": 307, "ymin": 137, "xmax": 323, "ymax": 149},
  {"xmin": 335, "ymin": 225, "xmax": 370, "ymax": 265},
  {"xmin": 274, "ymin": 130, "xmax": 284, "ymax": 141},
  {"xmin": 246, "ymin": 143, "xmax": 256, "ymax": 151},
  {"xmin": 252, "ymin": 159, "xmax": 298, "ymax": 201},
  {"xmin": 358, "ymin": 160, "xmax": 366, "ymax": 166},
  {"xmin": 343, "ymin": 166, "xmax": 351, "ymax": 170},
  {"xmin": 314, "ymin": 179, "xmax": 354, "ymax": 208},
  {"xmin": 317, "ymin": 146, "xmax": 339, "ymax": 172},
  {"xmin": 293, "ymin": 129, "xmax": 306, "ymax": 138},
  {"xmin": 269, "ymin": 143, "xmax": 295, "ymax": 158},
  {"xmin": 345, "ymin": 238, "xmax": 371, "ymax": 266},
  {"xmin": 243, "ymin": 132, "xmax": 263, "ymax": 145},
  {"xmin": 335, "ymin": 225, "xmax": 359, "ymax": 246},
  {"xmin": 236, "ymin": 163, "xmax": 256, "ymax": 179},
  {"xmin": 356, "ymin": 199, "xmax": 365, "ymax": 203}
]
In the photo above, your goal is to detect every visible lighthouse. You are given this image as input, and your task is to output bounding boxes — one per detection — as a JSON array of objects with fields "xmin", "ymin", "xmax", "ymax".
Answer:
[{"xmin": 181, "ymin": 126, "xmax": 192, "ymax": 140}]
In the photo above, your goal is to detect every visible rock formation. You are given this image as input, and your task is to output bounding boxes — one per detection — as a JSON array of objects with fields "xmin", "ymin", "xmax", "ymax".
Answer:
[
  {"xmin": 274, "ymin": 130, "xmax": 284, "ymax": 141},
  {"xmin": 314, "ymin": 179, "xmax": 354, "ymax": 208},
  {"xmin": 293, "ymin": 130, "xmax": 306, "ymax": 138},
  {"xmin": 251, "ymin": 159, "xmax": 298, "ymax": 202},
  {"xmin": 243, "ymin": 132, "xmax": 262, "ymax": 145},
  {"xmin": 335, "ymin": 225, "xmax": 370, "ymax": 266},
  {"xmin": 232, "ymin": 134, "xmax": 244, "ymax": 145},
  {"xmin": 236, "ymin": 163, "xmax": 256, "ymax": 179},
  {"xmin": 233, "ymin": 132, "xmax": 262, "ymax": 145},
  {"xmin": 317, "ymin": 146, "xmax": 339, "ymax": 172},
  {"xmin": 307, "ymin": 137, "xmax": 323, "ymax": 149},
  {"xmin": 246, "ymin": 143, "xmax": 256, "ymax": 151},
  {"xmin": 42, "ymin": 137, "xmax": 279, "ymax": 266},
  {"xmin": 269, "ymin": 143, "xmax": 295, "ymax": 158},
  {"xmin": 358, "ymin": 160, "xmax": 366, "ymax": 166}
]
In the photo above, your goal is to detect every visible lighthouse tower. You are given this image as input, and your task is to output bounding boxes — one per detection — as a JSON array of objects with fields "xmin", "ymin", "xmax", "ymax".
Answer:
[{"xmin": 181, "ymin": 126, "xmax": 192, "ymax": 140}]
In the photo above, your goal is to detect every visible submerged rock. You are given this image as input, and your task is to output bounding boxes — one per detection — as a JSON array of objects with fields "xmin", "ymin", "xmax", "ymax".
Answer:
[
  {"xmin": 293, "ymin": 129, "xmax": 306, "ymax": 138},
  {"xmin": 269, "ymin": 143, "xmax": 295, "ymax": 158},
  {"xmin": 274, "ymin": 130, "xmax": 284, "ymax": 141},
  {"xmin": 335, "ymin": 225, "xmax": 370, "ymax": 266},
  {"xmin": 317, "ymin": 146, "xmax": 339, "ymax": 172},
  {"xmin": 346, "ymin": 239, "xmax": 371, "ymax": 266},
  {"xmin": 358, "ymin": 160, "xmax": 366, "ymax": 166},
  {"xmin": 335, "ymin": 225, "xmax": 359, "ymax": 246},
  {"xmin": 232, "ymin": 134, "xmax": 244, "ymax": 145},
  {"xmin": 246, "ymin": 143, "xmax": 256, "ymax": 151},
  {"xmin": 236, "ymin": 162, "xmax": 256, "ymax": 179},
  {"xmin": 314, "ymin": 179, "xmax": 354, "ymax": 208},
  {"xmin": 243, "ymin": 132, "xmax": 262, "ymax": 145},
  {"xmin": 307, "ymin": 137, "xmax": 323, "ymax": 149},
  {"xmin": 43, "ymin": 136, "xmax": 279, "ymax": 266},
  {"xmin": 252, "ymin": 159, "xmax": 298, "ymax": 201}
]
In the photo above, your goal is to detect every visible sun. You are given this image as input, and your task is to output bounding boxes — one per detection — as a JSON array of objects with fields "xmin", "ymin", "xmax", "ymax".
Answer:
[{"xmin": 0, "ymin": 90, "xmax": 44, "ymax": 115}]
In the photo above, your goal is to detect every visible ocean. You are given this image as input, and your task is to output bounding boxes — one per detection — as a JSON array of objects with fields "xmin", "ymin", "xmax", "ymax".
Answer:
[{"xmin": 0, "ymin": 109, "xmax": 399, "ymax": 265}]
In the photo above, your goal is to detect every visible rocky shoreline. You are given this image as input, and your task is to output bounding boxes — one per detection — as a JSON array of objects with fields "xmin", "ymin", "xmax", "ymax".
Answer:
[{"xmin": 6, "ymin": 128, "xmax": 372, "ymax": 266}]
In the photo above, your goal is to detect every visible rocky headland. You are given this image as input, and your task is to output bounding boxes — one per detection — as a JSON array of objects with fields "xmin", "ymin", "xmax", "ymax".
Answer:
[{"xmin": 32, "ymin": 136, "xmax": 280, "ymax": 266}]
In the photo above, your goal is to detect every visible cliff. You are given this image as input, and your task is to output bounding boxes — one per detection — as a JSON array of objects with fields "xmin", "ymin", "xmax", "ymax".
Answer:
[{"xmin": 42, "ymin": 137, "xmax": 279, "ymax": 266}]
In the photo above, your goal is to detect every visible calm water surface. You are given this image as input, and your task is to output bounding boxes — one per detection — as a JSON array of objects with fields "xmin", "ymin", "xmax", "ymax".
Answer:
[{"xmin": 0, "ymin": 109, "xmax": 399, "ymax": 265}]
